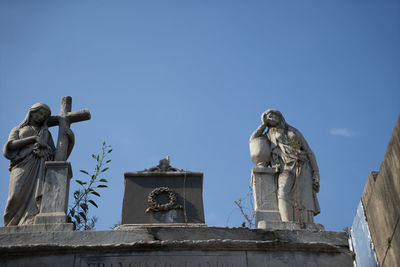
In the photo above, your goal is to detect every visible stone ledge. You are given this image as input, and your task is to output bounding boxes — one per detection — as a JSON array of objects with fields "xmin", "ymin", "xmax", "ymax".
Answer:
[
  {"xmin": 0, "ymin": 239, "xmax": 353, "ymax": 256},
  {"xmin": 0, "ymin": 227, "xmax": 354, "ymax": 267},
  {"xmin": 0, "ymin": 226, "xmax": 349, "ymax": 247},
  {"xmin": 115, "ymin": 223, "xmax": 207, "ymax": 229},
  {"xmin": 124, "ymin": 171, "xmax": 203, "ymax": 177},
  {"xmin": 257, "ymin": 221, "xmax": 325, "ymax": 231},
  {"xmin": 45, "ymin": 161, "xmax": 72, "ymax": 175}
]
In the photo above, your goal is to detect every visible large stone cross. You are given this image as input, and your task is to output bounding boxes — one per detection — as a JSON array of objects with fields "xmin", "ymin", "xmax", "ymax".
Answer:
[
  {"xmin": 34, "ymin": 96, "xmax": 91, "ymax": 227},
  {"xmin": 47, "ymin": 96, "xmax": 91, "ymax": 161}
]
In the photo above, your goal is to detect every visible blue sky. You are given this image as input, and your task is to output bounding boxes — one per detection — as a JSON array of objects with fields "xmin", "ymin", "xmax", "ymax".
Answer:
[{"xmin": 0, "ymin": 1, "xmax": 399, "ymax": 231}]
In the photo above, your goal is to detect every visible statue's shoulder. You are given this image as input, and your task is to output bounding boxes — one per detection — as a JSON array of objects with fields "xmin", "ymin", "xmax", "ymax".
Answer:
[
  {"xmin": 10, "ymin": 125, "xmax": 20, "ymax": 132},
  {"xmin": 287, "ymin": 124, "xmax": 299, "ymax": 132},
  {"xmin": 8, "ymin": 126, "xmax": 21, "ymax": 139},
  {"xmin": 287, "ymin": 125, "xmax": 303, "ymax": 136}
]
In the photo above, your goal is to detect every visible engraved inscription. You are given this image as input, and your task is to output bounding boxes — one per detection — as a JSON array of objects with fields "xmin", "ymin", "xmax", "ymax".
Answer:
[
  {"xmin": 86, "ymin": 261, "xmax": 238, "ymax": 267},
  {"xmin": 77, "ymin": 252, "xmax": 246, "ymax": 267}
]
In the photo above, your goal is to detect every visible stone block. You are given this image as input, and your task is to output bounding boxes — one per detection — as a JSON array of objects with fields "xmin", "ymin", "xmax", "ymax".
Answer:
[
  {"xmin": 246, "ymin": 251, "xmax": 353, "ymax": 267},
  {"xmin": 251, "ymin": 167, "xmax": 324, "ymax": 231},
  {"xmin": 76, "ymin": 251, "xmax": 248, "ymax": 267},
  {"xmin": 122, "ymin": 171, "xmax": 205, "ymax": 225},
  {"xmin": 0, "ymin": 255, "xmax": 75, "ymax": 267},
  {"xmin": 251, "ymin": 167, "xmax": 281, "ymax": 228},
  {"xmin": 34, "ymin": 161, "xmax": 72, "ymax": 225}
]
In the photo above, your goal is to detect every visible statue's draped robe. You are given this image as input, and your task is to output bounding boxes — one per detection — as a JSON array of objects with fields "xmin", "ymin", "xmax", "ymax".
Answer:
[
  {"xmin": 267, "ymin": 127, "xmax": 320, "ymax": 223},
  {"xmin": 3, "ymin": 125, "xmax": 55, "ymax": 226}
]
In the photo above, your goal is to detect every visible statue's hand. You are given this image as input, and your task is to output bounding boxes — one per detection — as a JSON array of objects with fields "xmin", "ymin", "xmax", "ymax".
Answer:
[
  {"xmin": 271, "ymin": 164, "xmax": 281, "ymax": 172},
  {"xmin": 261, "ymin": 116, "xmax": 268, "ymax": 127},
  {"xmin": 34, "ymin": 135, "xmax": 51, "ymax": 151},
  {"xmin": 35, "ymin": 135, "xmax": 48, "ymax": 148},
  {"xmin": 313, "ymin": 174, "xmax": 320, "ymax": 193}
]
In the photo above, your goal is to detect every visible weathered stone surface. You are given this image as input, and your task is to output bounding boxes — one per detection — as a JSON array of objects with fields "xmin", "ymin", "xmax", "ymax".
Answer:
[
  {"xmin": 122, "ymin": 171, "xmax": 204, "ymax": 224},
  {"xmin": 116, "ymin": 226, "xmax": 342, "ymax": 244},
  {"xmin": 1, "ymin": 255, "xmax": 75, "ymax": 267},
  {"xmin": 251, "ymin": 167, "xmax": 281, "ymax": 228},
  {"xmin": 249, "ymin": 136, "xmax": 271, "ymax": 167},
  {"xmin": 51, "ymin": 96, "xmax": 91, "ymax": 161},
  {"xmin": 0, "ymin": 226, "xmax": 350, "ymax": 249},
  {"xmin": 3, "ymin": 103, "xmax": 56, "ymax": 226},
  {"xmin": 250, "ymin": 109, "xmax": 320, "ymax": 226},
  {"xmin": 77, "ymin": 251, "xmax": 247, "ymax": 267},
  {"xmin": 35, "ymin": 161, "xmax": 72, "ymax": 225},
  {"xmin": 2, "ymin": 97, "xmax": 90, "ymax": 227},
  {"xmin": 0, "ymin": 226, "xmax": 353, "ymax": 267},
  {"xmin": 251, "ymin": 167, "xmax": 324, "ymax": 231},
  {"xmin": 1, "ymin": 250, "xmax": 352, "ymax": 267},
  {"xmin": 0, "ymin": 223, "xmax": 73, "ymax": 234},
  {"xmin": 258, "ymin": 221, "xmax": 324, "ymax": 231},
  {"xmin": 248, "ymin": 251, "xmax": 352, "ymax": 267},
  {"xmin": 360, "ymin": 115, "xmax": 400, "ymax": 267}
]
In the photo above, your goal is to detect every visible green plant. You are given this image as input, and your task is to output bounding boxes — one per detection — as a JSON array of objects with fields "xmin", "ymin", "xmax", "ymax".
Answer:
[{"xmin": 67, "ymin": 141, "xmax": 112, "ymax": 230}]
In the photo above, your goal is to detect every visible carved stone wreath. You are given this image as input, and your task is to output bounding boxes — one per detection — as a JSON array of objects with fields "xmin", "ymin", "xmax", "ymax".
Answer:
[{"xmin": 145, "ymin": 187, "xmax": 183, "ymax": 213}]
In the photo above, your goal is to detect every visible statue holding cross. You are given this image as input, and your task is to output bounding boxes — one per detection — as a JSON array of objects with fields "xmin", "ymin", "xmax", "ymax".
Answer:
[{"xmin": 2, "ymin": 96, "xmax": 90, "ymax": 226}]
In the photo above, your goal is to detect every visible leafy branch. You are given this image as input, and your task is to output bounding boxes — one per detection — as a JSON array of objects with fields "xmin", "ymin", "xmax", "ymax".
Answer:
[{"xmin": 67, "ymin": 141, "xmax": 112, "ymax": 230}]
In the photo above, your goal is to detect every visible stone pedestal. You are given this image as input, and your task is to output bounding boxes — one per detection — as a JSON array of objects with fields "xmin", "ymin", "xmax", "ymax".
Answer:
[
  {"xmin": 251, "ymin": 167, "xmax": 324, "ymax": 231},
  {"xmin": 34, "ymin": 161, "xmax": 73, "ymax": 225},
  {"xmin": 251, "ymin": 167, "xmax": 281, "ymax": 228},
  {"xmin": 122, "ymin": 171, "xmax": 205, "ymax": 225},
  {"xmin": 0, "ymin": 226, "xmax": 354, "ymax": 267}
]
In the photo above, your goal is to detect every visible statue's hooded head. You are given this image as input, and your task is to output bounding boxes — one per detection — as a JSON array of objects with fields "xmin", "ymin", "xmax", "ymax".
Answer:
[
  {"xmin": 19, "ymin": 103, "xmax": 51, "ymax": 128},
  {"xmin": 262, "ymin": 109, "xmax": 287, "ymax": 129}
]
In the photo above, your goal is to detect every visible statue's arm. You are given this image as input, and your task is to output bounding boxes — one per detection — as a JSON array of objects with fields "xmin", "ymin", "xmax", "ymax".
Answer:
[
  {"xmin": 296, "ymin": 130, "xmax": 320, "ymax": 192},
  {"xmin": 249, "ymin": 123, "xmax": 267, "ymax": 142},
  {"xmin": 5, "ymin": 127, "xmax": 37, "ymax": 151},
  {"xmin": 7, "ymin": 137, "xmax": 37, "ymax": 151}
]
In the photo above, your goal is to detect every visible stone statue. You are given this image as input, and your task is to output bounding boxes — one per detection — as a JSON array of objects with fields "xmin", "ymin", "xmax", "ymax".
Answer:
[
  {"xmin": 143, "ymin": 156, "xmax": 182, "ymax": 172},
  {"xmin": 3, "ymin": 97, "xmax": 90, "ymax": 227},
  {"xmin": 250, "ymin": 109, "xmax": 320, "ymax": 226},
  {"xmin": 3, "ymin": 103, "xmax": 72, "ymax": 226}
]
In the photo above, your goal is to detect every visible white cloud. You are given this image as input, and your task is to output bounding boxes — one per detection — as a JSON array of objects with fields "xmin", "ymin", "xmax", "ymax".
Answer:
[{"xmin": 329, "ymin": 128, "xmax": 355, "ymax": 137}]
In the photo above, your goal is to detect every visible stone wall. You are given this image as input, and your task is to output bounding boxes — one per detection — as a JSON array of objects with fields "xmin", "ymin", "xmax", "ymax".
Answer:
[{"xmin": 361, "ymin": 115, "xmax": 400, "ymax": 267}]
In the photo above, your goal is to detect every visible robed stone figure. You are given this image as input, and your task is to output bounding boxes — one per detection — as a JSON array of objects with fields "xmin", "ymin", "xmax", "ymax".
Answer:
[
  {"xmin": 250, "ymin": 109, "xmax": 320, "ymax": 226},
  {"xmin": 3, "ymin": 97, "xmax": 89, "ymax": 226}
]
